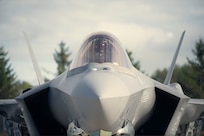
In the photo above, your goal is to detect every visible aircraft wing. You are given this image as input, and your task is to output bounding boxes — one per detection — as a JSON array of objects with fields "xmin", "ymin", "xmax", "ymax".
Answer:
[
  {"xmin": 180, "ymin": 99, "xmax": 204, "ymax": 124},
  {"xmin": 0, "ymin": 99, "xmax": 23, "ymax": 123},
  {"xmin": 188, "ymin": 99, "xmax": 204, "ymax": 105}
]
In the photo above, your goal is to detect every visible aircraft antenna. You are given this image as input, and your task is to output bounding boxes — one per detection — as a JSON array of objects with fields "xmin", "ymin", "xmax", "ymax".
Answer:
[
  {"xmin": 164, "ymin": 31, "xmax": 186, "ymax": 85},
  {"xmin": 23, "ymin": 32, "xmax": 45, "ymax": 85}
]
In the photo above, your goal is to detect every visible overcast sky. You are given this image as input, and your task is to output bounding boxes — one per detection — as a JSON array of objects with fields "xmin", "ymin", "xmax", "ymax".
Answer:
[{"xmin": 0, "ymin": 0, "xmax": 204, "ymax": 86}]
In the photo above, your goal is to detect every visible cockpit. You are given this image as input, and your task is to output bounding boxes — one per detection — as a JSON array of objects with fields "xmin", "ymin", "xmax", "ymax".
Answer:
[{"xmin": 70, "ymin": 32, "xmax": 132, "ymax": 70}]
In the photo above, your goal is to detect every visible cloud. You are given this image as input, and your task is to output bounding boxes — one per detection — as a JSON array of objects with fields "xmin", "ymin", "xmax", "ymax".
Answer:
[{"xmin": 0, "ymin": 0, "xmax": 204, "ymax": 85}]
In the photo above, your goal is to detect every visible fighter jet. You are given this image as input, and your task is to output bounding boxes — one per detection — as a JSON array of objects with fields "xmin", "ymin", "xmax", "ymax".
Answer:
[{"xmin": 0, "ymin": 31, "xmax": 204, "ymax": 136}]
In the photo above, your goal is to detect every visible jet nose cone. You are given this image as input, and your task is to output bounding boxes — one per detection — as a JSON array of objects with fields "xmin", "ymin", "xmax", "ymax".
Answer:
[
  {"xmin": 72, "ymin": 71, "xmax": 129, "ymax": 98},
  {"xmin": 72, "ymin": 72, "xmax": 129, "ymax": 131}
]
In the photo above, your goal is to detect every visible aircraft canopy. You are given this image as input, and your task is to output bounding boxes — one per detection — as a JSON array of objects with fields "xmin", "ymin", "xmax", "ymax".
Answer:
[{"xmin": 70, "ymin": 32, "xmax": 132, "ymax": 70}]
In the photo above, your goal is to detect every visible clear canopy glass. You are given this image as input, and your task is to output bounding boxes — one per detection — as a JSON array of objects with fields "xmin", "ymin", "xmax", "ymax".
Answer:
[{"xmin": 70, "ymin": 32, "xmax": 132, "ymax": 70}]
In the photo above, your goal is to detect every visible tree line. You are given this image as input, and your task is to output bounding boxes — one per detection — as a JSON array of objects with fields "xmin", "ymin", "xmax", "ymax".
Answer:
[
  {"xmin": 0, "ymin": 47, "xmax": 31, "ymax": 99},
  {"xmin": 0, "ymin": 38, "xmax": 204, "ymax": 99},
  {"xmin": 152, "ymin": 39, "xmax": 204, "ymax": 98}
]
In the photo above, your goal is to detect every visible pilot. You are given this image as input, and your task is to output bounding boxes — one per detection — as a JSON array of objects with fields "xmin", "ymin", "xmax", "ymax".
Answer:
[{"xmin": 89, "ymin": 37, "xmax": 111, "ymax": 63}]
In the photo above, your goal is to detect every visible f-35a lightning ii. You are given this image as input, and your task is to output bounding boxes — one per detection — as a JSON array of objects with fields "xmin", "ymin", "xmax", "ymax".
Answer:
[{"xmin": 0, "ymin": 31, "xmax": 204, "ymax": 136}]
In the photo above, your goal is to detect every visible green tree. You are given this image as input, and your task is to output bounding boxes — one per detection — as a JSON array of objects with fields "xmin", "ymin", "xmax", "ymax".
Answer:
[
  {"xmin": 0, "ymin": 47, "xmax": 19, "ymax": 98},
  {"xmin": 54, "ymin": 42, "xmax": 72, "ymax": 75},
  {"xmin": 151, "ymin": 64, "xmax": 203, "ymax": 98},
  {"xmin": 171, "ymin": 64, "xmax": 203, "ymax": 98},
  {"xmin": 187, "ymin": 38, "xmax": 204, "ymax": 95},
  {"xmin": 126, "ymin": 49, "xmax": 141, "ymax": 70},
  {"xmin": 16, "ymin": 81, "xmax": 32, "ymax": 93},
  {"xmin": 151, "ymin": 68, "xmax": 167, "ymax": 83}
]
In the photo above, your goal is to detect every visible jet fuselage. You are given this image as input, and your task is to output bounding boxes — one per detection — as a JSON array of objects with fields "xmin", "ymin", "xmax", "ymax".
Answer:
[{"xmin": 49, "ymin": 63, "xmax": 155, "ymax": 134}]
